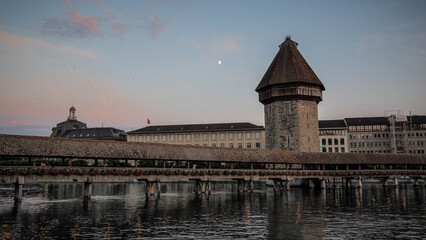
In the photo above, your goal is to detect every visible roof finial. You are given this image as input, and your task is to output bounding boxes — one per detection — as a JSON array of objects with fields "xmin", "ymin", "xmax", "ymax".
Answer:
[{"xmin": 285, "ymin": 35, "xmax": 291, "ymax": 40}]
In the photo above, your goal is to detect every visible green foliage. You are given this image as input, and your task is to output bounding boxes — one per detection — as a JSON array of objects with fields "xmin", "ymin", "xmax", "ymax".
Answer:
[
  {"xmin": 0, "ymin": 158, "xmax": 28, "ymax": 166},
  {"xmin": 107, "ymin": 159, "xmax": 120, "ymax": 167},
  {"xmin": 72, "ymin": 159, "xmax": 89, "ymax": 166},
  {"xmin": 138, "ymin": 160, "xmax": 154, "ymax": 167}
]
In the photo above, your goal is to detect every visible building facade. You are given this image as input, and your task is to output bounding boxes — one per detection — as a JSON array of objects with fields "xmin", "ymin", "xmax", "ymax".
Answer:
[
  {"xmin": 255, "ymin": 36, "xmax": 325, "ymax": 152},
  {"xmin": 319, "ymin": 120, "xmax": 348, "ymax": 153},
  {"xmin": 318, "ymin": 115, "xmax": 426, "ymax": 156},
  {"xmin": 127, "ymin": 123, "xmax": 265, "ymax": 149},
  {"xmin": 125, "ymin": 115, "xmax": 425, "ymax": 155}
]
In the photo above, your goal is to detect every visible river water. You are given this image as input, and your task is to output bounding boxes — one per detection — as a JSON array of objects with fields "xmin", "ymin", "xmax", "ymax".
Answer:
[{"xmin": 0, "ymin": 182, "xmax": 425, "ymax": 239}]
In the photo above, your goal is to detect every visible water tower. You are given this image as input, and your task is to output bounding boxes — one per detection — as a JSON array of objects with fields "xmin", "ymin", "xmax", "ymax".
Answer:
[{"xmin": 256, "ymin": 36, "xmax": 325, "ymax": 151}]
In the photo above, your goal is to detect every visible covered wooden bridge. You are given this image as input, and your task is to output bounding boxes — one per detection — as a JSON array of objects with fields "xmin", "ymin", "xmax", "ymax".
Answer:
[{"xmin": 0, "ymin": 134, "xmax": 425, "ymax": 199}]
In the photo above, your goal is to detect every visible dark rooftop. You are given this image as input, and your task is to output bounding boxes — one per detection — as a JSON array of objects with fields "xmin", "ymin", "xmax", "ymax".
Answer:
[
  {"xmin": 256, "ymin": 36, "xmax": 325, "ymax": 92},
  {"xmin": 408, "ymin": 115, "xmax": 426, "ymax": 124},
  {"xmin": 127, "ymin": 122, "xmax": 264, "ymax": 134},
  {"xmin": 319, "ymin": 120, "xmax": 347, "ymax": 129},
  {"xmin": 344, "ymin": 117, "xmax": 389, "ymax": 126},
  {"xmin": 64, "ymin": 127, "xmax": 126, "ymax": 141},
  {"xmin": 57, "ymin": 119, "xmax": 87, "ymax": 126}
]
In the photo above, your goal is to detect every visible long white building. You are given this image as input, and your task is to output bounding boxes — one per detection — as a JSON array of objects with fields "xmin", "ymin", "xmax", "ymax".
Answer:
[{"xmin": 127, "ymin": 122, "xmax": 265, "ymax": 149}]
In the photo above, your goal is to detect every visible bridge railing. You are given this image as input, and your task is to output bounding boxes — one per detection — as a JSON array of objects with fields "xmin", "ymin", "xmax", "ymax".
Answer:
[{"xmin": 1, "ymin": 166, "xmax": 425, "ymax": 179}]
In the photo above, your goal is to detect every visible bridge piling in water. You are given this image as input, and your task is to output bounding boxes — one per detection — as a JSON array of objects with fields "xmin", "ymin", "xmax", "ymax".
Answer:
[
  {"xmin": 194, "ymin": 180, "xmax": 210, "ymax": 194},
  {"xmin": 309, "ymin": 179, "xmax": 315, "ymax": 188},
  {"xmin": 321, "ymin": 179, "xmax": 327, "ymax": 189},
  {"xmin": 14, "ymin": 176, "xmax": 24, "ymax": 201},
  {"xmin": 394, "ymin": 177, "xmax": 399, "ymax": 188},
  {"xmin": 382, "ymin": 178, "xmax": 389, "ymax": 187},
  {"xmin": 357, "ymin": 178, "xmax": 363, "ymax": 188},
  {"xmin": 345, "ymin": 178, "xmax": 352, "ymax": 188},
  {"xmin": 146, "ymin": 181, "xmax": 160, "ymax": 196},
  {"xmin": 84, "ymin": 177, "xmax": 93, "ymax": 199},
  {"xmin": 235, "ymin": 179, "xmax": 254, "ymax": 192}
]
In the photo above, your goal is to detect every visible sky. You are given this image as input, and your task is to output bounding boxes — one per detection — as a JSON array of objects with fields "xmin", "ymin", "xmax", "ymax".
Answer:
[{"xmin": 0, "ymin": 0, "xmax": 425, "ymax": 136}]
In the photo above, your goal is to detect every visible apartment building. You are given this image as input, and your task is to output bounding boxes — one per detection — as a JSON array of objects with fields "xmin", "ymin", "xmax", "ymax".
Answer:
[
  {"xmin": 319, "ymin": 115, "xmax": 426, "ymax": 155},
  {"xmin": 319, "ymin": 119, "xmax": 348, "ymax": 153}
]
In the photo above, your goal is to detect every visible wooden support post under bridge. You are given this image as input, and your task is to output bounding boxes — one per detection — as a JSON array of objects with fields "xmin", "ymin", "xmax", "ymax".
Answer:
[
  {"xmin": 14, "ymin": 176, "xmax": 24, "ymax": 202},
  {"xmin": 84, "ymin": 177, "xmax": 93, "ymax": 200}
]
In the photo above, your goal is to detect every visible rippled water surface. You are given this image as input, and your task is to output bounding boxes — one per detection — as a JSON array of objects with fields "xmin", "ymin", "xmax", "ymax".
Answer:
[{"xmin": 0, "ymin": 183, "xmax": 425, "ymax": 239}]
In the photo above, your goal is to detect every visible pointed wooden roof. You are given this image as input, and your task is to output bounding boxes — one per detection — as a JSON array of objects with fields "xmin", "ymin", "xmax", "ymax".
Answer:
[{"xmin": 256, "ymin": 36, "xmax": 325, "ymax": 92}]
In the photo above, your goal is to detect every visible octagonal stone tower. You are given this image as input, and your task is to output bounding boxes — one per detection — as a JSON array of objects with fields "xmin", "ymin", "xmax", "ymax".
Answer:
[{"xmin": 256, "ymin": 36, "xmax": 325, "ymax": 152}]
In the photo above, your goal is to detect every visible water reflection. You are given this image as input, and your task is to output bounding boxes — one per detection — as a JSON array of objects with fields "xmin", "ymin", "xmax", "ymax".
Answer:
[{"xmin": 0, "ymin": 183, "xmax": 425, "ymax": 239}]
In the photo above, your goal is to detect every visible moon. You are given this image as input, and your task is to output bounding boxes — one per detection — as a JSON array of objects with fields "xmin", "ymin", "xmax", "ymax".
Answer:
[{"xmin": 218, "ymin": 60, "xmax": 222, "ymax": 65}]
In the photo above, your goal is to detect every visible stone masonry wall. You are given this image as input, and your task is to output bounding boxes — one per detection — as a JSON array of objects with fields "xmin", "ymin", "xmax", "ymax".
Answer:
[{"xmin": 264, "ymin": 100, "xmax": 320, "ymax": 152}]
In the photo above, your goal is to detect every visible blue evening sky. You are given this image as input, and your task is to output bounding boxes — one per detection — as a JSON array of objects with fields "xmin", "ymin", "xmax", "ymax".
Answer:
[{"xmin": 0, "ymin": 0, "xmax": 425, "ymax": 136}]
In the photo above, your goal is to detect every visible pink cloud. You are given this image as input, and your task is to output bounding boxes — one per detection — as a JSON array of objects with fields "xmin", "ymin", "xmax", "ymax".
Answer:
[
  {"xmin": 59, "ymin": 0, "xmax": 71, "ymax": 5},
  {"xmin": 9, "ymin": 120, "xmax": 19, "ymax": 125},
  {"xmin": 41, "ymin": 12, "xmax": 101, "ymax": 39},
  {"xmin": 69, "ymin": 12, "xmax": 101, "ymax": 34},
  {"xmin": 146, "ymin": 17, "xmax": 167, "ymax": 38}
]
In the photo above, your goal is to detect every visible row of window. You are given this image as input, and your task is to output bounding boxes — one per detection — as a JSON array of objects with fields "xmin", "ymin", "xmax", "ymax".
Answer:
[
  {"xmin": 407, "ymin": 132, "xmax": 425, "ymax": 138},
  {"xmin": 407, "ymin": 124, "xmax": 426, "ymax": 130},
  {"xmin": 351, "ymin": 150, "xmax": 391, "ymax": 153},
  {"xmin": 350, "ymin": 133, "xmax": 390, "ymax": 140},
  {"xmin": 351, "ymin": 150, "xmax": 425, "ymax": 154},
  {"xmin": 407, "ymin": 141, "xmax": 425, "ymax": 147},
  {"xmin": 68, "ymin": 133, "xmax": 96, "ymax": 137},
  {"xmin": 180, "ymin": 142, "xmax": 262, "ymax": 149},
  {"xmin": 321, "ymin": 138, "xmax": 345, "ymax": 146},
  {"xmin": 319, "ymin": 130, "xmax": 346, "ymax": 136},
  {"xmin": 348, "ymin": 125, "xmax": 389, "ymax": 132},
  {"xmin": 408, "ymin": 150, "xmax": 425, "ymax": 154},
  {"xmin": 130, "ymin": 132, "xmax": 262, "ymax": 143},
  {"xmin": 350, "ymin": 142, "xmax": 391, "ymax": 148},
  {"xmin": 322, "ymin": 147, "xmax": 345, "ymax": 153}
]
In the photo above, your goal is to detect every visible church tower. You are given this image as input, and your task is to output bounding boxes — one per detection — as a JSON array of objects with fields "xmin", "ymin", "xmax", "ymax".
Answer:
[
  {"xmin": 256, "ymin": 36, "xmax": 325, "ymax": 152},
  {"xmin": 67, "ymin": 106, "xmax": 77, "ymax": 121}
]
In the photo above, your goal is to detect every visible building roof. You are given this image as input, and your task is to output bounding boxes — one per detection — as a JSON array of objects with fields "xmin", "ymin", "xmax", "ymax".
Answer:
[
  {"xmin": 408, "ymin": 115, "xmax": 426, "ymax": 124},
  {"xmin": 64, "ymin": 127, "xmax": 126, "ymax": 141},
  {"xmin": 255, "ymin": 36, "xmax": 325, "ymax": 92},
  {"xmin": 127, "ymin": 122, "xmax": 264, "ymax": 134},
  {"xmin": 344, "ymin": 117, "xmax": 389, "ymax": 126},
  {"xmin": 319, "ymin": 120, "xmax": 347, "ymax": 129},
  {"xmin": 56, "ymin": 119, "xmax": 87, "ymax": 126}
]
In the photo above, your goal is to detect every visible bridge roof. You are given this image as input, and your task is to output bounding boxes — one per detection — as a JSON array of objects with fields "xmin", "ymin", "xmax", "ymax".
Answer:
[{"xmin": 0, "ymin": 134, "xmax": 425, "ymax": 165}]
